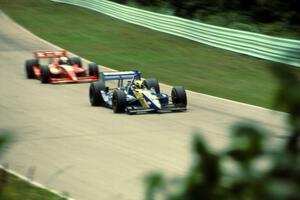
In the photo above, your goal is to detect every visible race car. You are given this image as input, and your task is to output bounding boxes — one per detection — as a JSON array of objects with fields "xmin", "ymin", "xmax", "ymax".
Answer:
[
  {"xmin": 25, "ymin": 50, "xmax": 99, "ymax": 83},
  {"xmin": 89, "ymin": 70, "xmax": 187, "ymax": 114}
]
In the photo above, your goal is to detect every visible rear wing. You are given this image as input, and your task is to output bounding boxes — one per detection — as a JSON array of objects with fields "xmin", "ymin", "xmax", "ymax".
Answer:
[
  {"xmin": 34, "ymin": 50, "xmax": 67, "ymax": 58},
  {"xmin": 100, "ymin": 70, "xmax": 141, "ymax": 81}
]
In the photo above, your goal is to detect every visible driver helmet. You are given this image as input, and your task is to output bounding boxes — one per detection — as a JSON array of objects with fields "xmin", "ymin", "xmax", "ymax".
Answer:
[
  {"xmin": 133, "ymin": 80, "xmax": 144, "ymax": 89},
  {"xmin": 59, "ymin": 56, "xmax": 70, "ymax": 65}
]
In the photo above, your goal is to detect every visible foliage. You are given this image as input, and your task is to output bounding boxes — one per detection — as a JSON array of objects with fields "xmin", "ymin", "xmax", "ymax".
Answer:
[
  {"xmin": 110, "ymin": 0, "xmax": 129, "ymax": 4},
  {"xmin": 109, "ymin": 0, "xmax": 300, "ymax": 38},
  {"xmin": 112, "ymin": 0, "xmax": 300, "ymax": 25},
  {"xmin": 144, "ymin": 65, "xmax": 300, "ymax": 199},
  {"xmin": 169, "ymin": 0, "xmax": 300, "ymax": 25},
  {"xmin": 0, "ymin": 130, "xmax": 12, "ymax": 158}
]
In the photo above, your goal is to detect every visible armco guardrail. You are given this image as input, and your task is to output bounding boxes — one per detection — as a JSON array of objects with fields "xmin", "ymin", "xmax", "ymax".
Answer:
[{"xmin": 51, "ymin": 0, "xmax": 300, "ymax": 67}]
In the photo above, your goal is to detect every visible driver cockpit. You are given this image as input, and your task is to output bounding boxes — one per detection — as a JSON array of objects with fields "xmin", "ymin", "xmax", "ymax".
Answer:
[{"xmin": 58, "ymin": 56, "xmax": 71, "ymax": 65}]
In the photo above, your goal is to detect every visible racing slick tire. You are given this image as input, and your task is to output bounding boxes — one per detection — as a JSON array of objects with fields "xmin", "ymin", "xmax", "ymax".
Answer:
[
  {"xmin": 25, "ymin": 59, "xmax": 39, "ymax": 79},
  {"xmin": 88, "ymin": 63, "xmax": 99, "ymax": 78},
  {"xmin": 40, "ymin": 65, "xmax": 51, "ymax": 84},
  {"xmin": 112, "ymin": 90, "xmax": 126, "ymax": 113},
  {"xmin": 70, "ymin": 56, "xmax": 82, "ymax": 68},
  {"xmin": 143, "ymin": 78, "xmax": 160, "ymax": 93},
  {"xmin": 171, "ymin": 86, "xmax": 187, "ymax": 108},
  {"xmin": 89, "ymin": 81, "xmax": 106, "ymax": 106}
]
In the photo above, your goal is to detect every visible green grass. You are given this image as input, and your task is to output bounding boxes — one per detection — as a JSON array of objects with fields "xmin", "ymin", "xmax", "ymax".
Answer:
[
  {"xmin": 0, "ymin": 0, "xmax": 299, "ymax": 109},
  {"xmin": 0, "ymin": 169, "xmax": 66, "ymax": 200}
]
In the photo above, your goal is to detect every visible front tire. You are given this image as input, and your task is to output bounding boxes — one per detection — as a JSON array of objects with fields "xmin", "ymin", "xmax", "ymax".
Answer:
[
  {"xmin": 112, "ymin": 90, "xmax": 126, "ymax": 113},
  {"xmin": 171, "ymin": 86, "xmax": 187, "ymax": 107},
  {"xmin": 25, "ymin": 59, "xmax": 39, "ymax": 79},
  {"xmin": 88, "ymin": 63, "xmax": 99, "ymax": 78},
  {"xmin": 89, "ymin": 81, "xmax": 106, "ymax": 106},
  {"xmin": 40, "ymin": 65, "xmax": 51, "ymax": 84},
  {"xmin": 143, "ymin": 78, "xmax": 160, "ymax": 93}
]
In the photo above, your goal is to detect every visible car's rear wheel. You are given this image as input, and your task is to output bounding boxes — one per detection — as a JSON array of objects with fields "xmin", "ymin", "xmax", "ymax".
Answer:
[
  {"xmin": 143, "ymin": 78, "xmax": 160, "ymax": 93},
  {"xmin": 171, "ymin": 86, "xmax": 187, "ymax": 107},
  {"xmin": 88, "ymin": 63, "xmax": 99, "ymax": 78},
  {"xmin": 112, "ymin": 90, "xmax": 126, "ymax": 113},
  {"xmin": 25, "ymin": 59, "xmax": 39, "ymax": 79},
  {"xmin": 40, "ymin": 65, "xmax": 51, "ymax": 84},
  {"xmin": 70, "ymin": 56, "xmax": 82, "ymax": 68},
  {"xmin": 89, "ymin": 81, "xmax": 106, "ymax": 106}
]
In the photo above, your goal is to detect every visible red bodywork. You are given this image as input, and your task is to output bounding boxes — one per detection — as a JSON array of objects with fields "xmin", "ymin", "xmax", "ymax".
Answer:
[{"xmin": 31, "ymin": 50, "xmax": 98, "ymax": 83}]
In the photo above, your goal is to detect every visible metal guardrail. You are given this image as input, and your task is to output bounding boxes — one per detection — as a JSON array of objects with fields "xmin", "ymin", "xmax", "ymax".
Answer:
[{"xmin": 51, "ymin": 0, "xmax": 300, "ymax": 67}]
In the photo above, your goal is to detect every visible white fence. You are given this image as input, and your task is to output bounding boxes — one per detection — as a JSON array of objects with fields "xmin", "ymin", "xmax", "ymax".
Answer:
[{"xmin": 51, "ymin": 0, "xmax": 300, "ymax": 67}]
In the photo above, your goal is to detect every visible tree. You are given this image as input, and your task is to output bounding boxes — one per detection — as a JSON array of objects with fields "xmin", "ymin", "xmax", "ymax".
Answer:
[
  {"xmin": 110, "ymin": 0, "xmax": 128, "ymax": 4},
  {"xmin": 134, "ymin": 0, "xmax": 166, "ymax": 6}
]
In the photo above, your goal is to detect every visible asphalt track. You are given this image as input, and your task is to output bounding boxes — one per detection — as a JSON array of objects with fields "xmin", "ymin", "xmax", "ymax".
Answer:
[{"xmin": 0, "ymin": 11, "xmax": 289, "ymax": 200}]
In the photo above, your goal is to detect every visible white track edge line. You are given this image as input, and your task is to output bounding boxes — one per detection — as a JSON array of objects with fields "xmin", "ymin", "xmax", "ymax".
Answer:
[
  {"xmin": 2, "ymin": 11, "xmax": 287, "ymax": 115},
  {"xmin": 0, "ymin": 165, "xmax": 76, "ymax": 200}
]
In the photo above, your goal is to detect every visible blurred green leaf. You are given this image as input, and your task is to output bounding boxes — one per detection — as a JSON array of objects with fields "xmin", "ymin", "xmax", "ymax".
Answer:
[
  {"xmin": 227, "ymin": 123, "xmax": 264, "ymax": 165},
  {"xmin": 144, "ymin": 172, "xmax": 166, "ymax": 200},
  {"xmin": 264, "ymin": 179, "xmax": 299, "ymax": 200},
  {"xmin": 0, "ymin": 129, "xmax": 13, "ymax": 158}
]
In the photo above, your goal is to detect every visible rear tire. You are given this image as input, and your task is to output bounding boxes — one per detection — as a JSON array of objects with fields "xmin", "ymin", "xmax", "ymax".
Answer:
[
  {"xmin": 40, "ymin": 65, "xmax": 51, "ymax": 84},
  {"xmin": 143, "ymin": 78, "xmax": 160, "ymax": 93},
  {"xmin": 89, "ymin": 81, "xmax": 106, "ymax": 106},
  {"xmin": 25, "ymin": 59, "xmax": 39, "ymax": 79},
  {"xmin": 171, "ymin": 86, "xmax": 187, "ymax": 107},
  {"xmin": 112, "ymin": 90, "xmax": 126, "ymax": 113},
  {"xmin": 70, "ymin": 57, "xmax": 82, "ymax": 68},
  {"xmin": 88, "ymin": 63, "xmax": 99, "ymax": 78}
]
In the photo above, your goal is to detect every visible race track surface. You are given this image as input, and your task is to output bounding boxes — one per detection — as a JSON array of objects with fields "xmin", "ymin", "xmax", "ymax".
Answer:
[{"xmin": 0, "ymin": 11, "xmax": 288, "ymax": 200}]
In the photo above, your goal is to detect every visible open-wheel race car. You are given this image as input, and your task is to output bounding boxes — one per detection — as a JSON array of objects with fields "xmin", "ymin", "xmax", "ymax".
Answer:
[
  {"xmin": 89, "ymin": 70, "xmax": 187, "ymax": 114},
  {"xmin": 25, "ymin": 50, "xmax": 99, "ymax": 83}
]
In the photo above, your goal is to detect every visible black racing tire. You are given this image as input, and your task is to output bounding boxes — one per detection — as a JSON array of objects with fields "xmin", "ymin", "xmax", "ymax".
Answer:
[
  {"xmin": 171, "ymin": 86, "xmax": 187, "ymax": 107},
  {"xmin": 112, "ymin": 90, "xmax": 127, "ymax": 113},
  {"xmin": 70, "ymin": 56, "xmax": 82, "ymax": 68},
  {"xmin": 88, "ymin": 63, "xmax": 99, "ymax": 78},
  {"xmin": 40, "ymin": 65, "xmax": 51, "ymax": 84},
  {"xmin": 89, "ymin": 81, "xmax": 106, "ymax": 106},
  {"xmin": 143, "ymin": 78, "xmax": 160, "ymax": 93},
  {"xmin": 25, "ymin": 59, "xmax": 39, "ymax": 79}
]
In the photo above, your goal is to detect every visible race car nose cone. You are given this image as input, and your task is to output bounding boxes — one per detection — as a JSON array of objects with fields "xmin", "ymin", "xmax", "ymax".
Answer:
[{"xmin": 143, "ymin": 92, "xmax": 161, "ymax": 110}]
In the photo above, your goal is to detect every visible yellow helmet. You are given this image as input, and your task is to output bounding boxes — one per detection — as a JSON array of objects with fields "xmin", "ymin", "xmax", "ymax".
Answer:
[{"xmin": 134, "ymin": 80, "xmax": 143, "ymax": 88}]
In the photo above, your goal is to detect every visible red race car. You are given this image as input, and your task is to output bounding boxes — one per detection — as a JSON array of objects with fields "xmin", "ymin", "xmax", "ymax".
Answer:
[{"xmin": 25, "ymin": 50, "xmax": 99, "ymax": 83}]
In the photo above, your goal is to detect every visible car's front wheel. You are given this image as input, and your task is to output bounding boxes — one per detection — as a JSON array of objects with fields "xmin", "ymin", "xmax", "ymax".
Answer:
[
  {"xmin": 25, "ymin": 59, "xmax": 39, "ymax": 79},
  {"xmin": 112, "ymin": 90, "xmax": 126, "ymax": 113},
  {"xmin": 40, "ymin": 65, "xmax": 51, "ymax": 84},
  {"xmin": 171, "ymin": 86, "xmax": 187, "ymax": 108},
  {"xmin": 89, "ymin": 81, "xmax": 106, "ymax": 106},
  {"xmin": 88, "ymin": 63, "xmax": 99, "ymax": 78}
]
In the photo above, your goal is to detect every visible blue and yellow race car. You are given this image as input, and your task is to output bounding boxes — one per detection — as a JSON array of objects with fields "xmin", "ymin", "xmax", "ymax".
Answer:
[{"xmin": 89, "ymin": 70, "xmax": 187, "ymax": 114}]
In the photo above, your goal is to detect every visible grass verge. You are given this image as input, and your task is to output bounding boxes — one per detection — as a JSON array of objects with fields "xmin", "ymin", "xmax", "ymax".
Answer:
[
  {"xmin": 0, "ymin": 0, "xmax": 299, "ymax": 109},
  {"xmin": 0, "ymin": 168, "xmax": 66, "ymax": 200}
]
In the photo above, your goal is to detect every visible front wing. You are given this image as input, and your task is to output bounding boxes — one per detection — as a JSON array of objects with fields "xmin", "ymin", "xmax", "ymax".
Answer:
[
  {"xmin": 48, "ymin": 75, "xmax": 98, "ymax": 84},
  {"xmin": 125, "ymin": 104, "xmax": 186, "ymax": 114}
]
